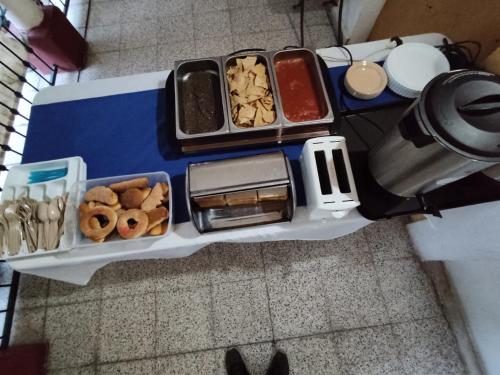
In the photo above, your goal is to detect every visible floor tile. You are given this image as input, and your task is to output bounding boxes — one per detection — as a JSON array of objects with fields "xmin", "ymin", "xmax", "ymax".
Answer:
[
  {"xmin": 49, "ymin": 366, "xmax": 96, "ymax": 375},
  {"xmin": 376, "ymin": 258, "xmax": 440, "ymax": 322},
  {"xmin": 209, "ymin": 242, "xmax": 264, "ymax": 284},
  {"xmin": 157, "ymin": 39, "xmax": 197, "ymax": 70},
  {"xmin": 156, "ymin": 287, "xmax": 213, "ymax": 355},
  {"xmin": 155, "ymin": 248, "xmax": 211, "ymax": 292},
  {"xmin": 45, "ymin": 302, "xmax": 98, "ymax": 339},
  {"xmin": 80, "ymin": 52, "xmax": 120, "ymax": 81},
  {"xmin": 277, "ymin": 335, "xmax": 343, "ymax": 375},
  {"xmin": 158, "ymin": 351, "xmax": 218, "ymax": 374},
  {"xmin": 232, "ymin": 29, "xmax": 299, "ymax": 51},
  {"xmin": 194, "ymin": 10, "xmax": 231, "ymax": 40},
  {"xmin": 55, "ymin": 71, "xmax": 80, "ymax": 85},
  {"xmin": 120, "ymin": 21, "xmax": 157, "ymax": 49},
  {"xmin": 16, "ymin": 273, "xmax": 49, "ymax": 309},
  {"xmin": 10, "ymin": 307, "xmax": 45, "ymax": 345},
  {"xmin": 212, "ymin": 278, "xmax": 272, "ymax": 346},
  {"xmin": 99, "ymin": 293, "xmax": 155, "ymax": 362},
  {"xmin": 193, "ymin": 0, "xmax": 228, "ymax": 13},
  {"xmin": 99, "ymin": 260, "xmax": 156, "ymax": 299},
  {"xmin": 342, "ymin": 358, "xmax": 403, "ymax": 375},
  {"xmin": 324, "ymin": 262, "xmax": 389, "ymax": 330},
  {"xmin": 195, "ymin": 35, "xmax": 235, "ymax": 58},
  {"xmin": 363, "ymin": 216, "xmax": 415, "ymax": 261},
  {"xmin": 215, "ymin": 342, "xmax": 274, "ymax": 375},
  {"xmin": 157, "ymin": 0, "xmax": 193, "ymax": 17},
  {"xmin": 67, "ymin": 2, "xmax": 89, "ymax": 29},
  {"xmin": 122, "ymin": 0, "xmax": 157, "ymax": 23},
  {"xmin": 0, "ymin": 285, "xmax": 9, "ymax": 311},
  {"xmin": 262, "ymin": 240, "xmax": 319, "ymax": 274},
  {"xmin": 304, "ymin": 7, "xmax": 330, "ymax": 26},
  {"xmin": 228, "ymin": 0, "xmax": 265, "ymax": 8},
  {"xmin": 262, "ymin": 232, "xmax": 372, "ymax": 276},
  {"xmin": 393, "ymin": 317, "xmax": 466, "ymax": 375},
  {"xmin": 307, "ymin": 24, "xmax": 336, "ymax": 49},
  {"xmin": 89, "ymin": 1, "xmax": 123, "ymax": 27},
  {"xmin": 333, "ymin": 325, "xmax": 399, "ymax": 365},
  {"xmin": 156, "ymin": 13, "xmax": 194, "ymax": 43},
  {"xmin": 45, "ymin": 302, "xmax": 99, "ymax": 369},
  {"xmin": 118, "ymin": 46, "xmax": 158, "ymax": 76},
  {"xmin": 266, "ymin": 270, "xmax": 329, "ymax": 339},
  {"xmin": 264, "ymin": 2, "xmax": 295, "ymax": 31},
  {"xmin": 230, "ymin": 5, "xmax": 291, "ymax": 35},
  {"xmin": 0, "ymin": 261, "xmax": 14, "ymax": 284},
  {"xmin": 47, "ymin": 276, "xmax": 101, "ymax": 306},
  {"xmin": 97, "ymin": 358, "xmax": 157, "ymax": 375}
]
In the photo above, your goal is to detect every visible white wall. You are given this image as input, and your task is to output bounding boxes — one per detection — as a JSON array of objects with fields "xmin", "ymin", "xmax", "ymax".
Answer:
[
  {"xmin": 445, "ymin": 260, "xmax": 500, "ymax": 375},
  {"xmin": 329, "ymin": 0, "xmax": 386, "ymax": 44},
  {"xmin": 407, "ymin": 199, "xmax": 500, "ymax": 374}
]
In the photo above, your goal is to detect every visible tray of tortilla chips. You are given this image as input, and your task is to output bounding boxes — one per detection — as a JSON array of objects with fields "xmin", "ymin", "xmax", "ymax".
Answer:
[{"xmin": 224, "ymin": 53, "xmax": 281, "ymax": 131}]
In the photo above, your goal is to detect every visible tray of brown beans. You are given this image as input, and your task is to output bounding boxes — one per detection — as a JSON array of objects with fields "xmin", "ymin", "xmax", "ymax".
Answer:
[{"xmin": 66, "ymin": 172, "xmax": 172, "ymax": 247}]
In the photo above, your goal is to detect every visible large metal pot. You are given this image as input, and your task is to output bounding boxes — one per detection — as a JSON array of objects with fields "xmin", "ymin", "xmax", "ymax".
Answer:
[{"xmin": 369, "ymin": 70, "xmax": 500, "ymax": 197}]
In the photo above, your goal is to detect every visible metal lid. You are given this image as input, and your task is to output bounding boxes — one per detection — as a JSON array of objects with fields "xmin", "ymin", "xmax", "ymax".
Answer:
[
  {"xmin": 188, "ymin": 151, "xmax": 290, "ymax": 196},
  {"xmin": 419, "ymin": 70, "xmax": 500, "ymax": 161}
]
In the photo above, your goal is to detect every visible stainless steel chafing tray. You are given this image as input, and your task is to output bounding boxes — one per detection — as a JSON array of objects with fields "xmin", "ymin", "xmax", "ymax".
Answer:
[
  {"xmin": 222, "ymin": 52, "xmax": 284, "ymax": 133},
  {"xmin": 187, "ymin": 151, "xmax": 296, "ymax": 233},
  {"xmin": 173, "ymin": 50, "xmax": 334, "ymax": 153},
  {"xmin": 174, "ymin": 57, "xmax": 229, "ymax": 139},
  {"xmin": 270, "ymin": 48, "xmax": 333, "ymax": 127}
]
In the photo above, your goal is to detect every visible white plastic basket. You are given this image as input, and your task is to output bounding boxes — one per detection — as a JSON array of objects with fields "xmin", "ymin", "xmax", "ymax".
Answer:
[{"xmin": 65, "ymin": 171, "xmax": 173, "ymax": 249}]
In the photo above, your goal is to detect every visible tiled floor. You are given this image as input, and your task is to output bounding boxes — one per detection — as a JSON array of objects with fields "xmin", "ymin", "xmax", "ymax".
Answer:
[
  {"xmin": 6, "ymin": 1, "xmax": 467, "ymax": 374},
  {"xmin": 9, "ymin": 218, "xmax": 467, "ymax": 374},
  {"xmin": 57, "ymin": 0, "xmax": 340, "ymax": 84}
]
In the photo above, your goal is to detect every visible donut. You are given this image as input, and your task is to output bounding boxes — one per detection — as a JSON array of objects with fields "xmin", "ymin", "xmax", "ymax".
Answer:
[
  {"xmin": 80, "ymin": 206, "xmax": 117, "ymax": 241},
  {"xmin": 116, "ymin": 209, "xmax": 149, "ymax": 239}
]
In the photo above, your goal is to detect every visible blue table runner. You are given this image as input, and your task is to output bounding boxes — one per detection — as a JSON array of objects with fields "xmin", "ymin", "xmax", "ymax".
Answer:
[{"xmin": 23, "ymin": 66, "xmax": 404, "ymax": 223}]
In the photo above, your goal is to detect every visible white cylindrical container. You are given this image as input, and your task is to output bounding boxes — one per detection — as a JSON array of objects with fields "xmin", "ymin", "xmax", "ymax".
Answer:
[{"xmin": 0, "ymin": 0, "xmax": 44, "ymax": 31}]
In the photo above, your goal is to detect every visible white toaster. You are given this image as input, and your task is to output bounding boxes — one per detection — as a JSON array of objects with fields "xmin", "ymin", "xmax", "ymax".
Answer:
[{"xmin": 300, "ymin": 136, "xmax": 359, "ymax": 219}]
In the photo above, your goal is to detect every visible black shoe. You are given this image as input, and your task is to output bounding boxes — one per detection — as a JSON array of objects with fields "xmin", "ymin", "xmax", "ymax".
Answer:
[
  {"xmin": 225, "ymin": 348, "xmax": 250, "ymax": 375},
  {"xmin": 266, "ymin": 351, "xmax": 289, "ymax": 375}
]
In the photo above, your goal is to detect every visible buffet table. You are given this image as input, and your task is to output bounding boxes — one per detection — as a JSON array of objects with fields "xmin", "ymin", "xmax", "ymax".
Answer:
[{"xmin": 7, "ymin": 33, "xmax": 447, "ymax": 285}]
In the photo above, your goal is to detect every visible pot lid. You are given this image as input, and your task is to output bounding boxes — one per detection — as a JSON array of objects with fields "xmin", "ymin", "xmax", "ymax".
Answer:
[{"xmin": 419, "ymin": 70, "xmax": 500, "ymax": 161}]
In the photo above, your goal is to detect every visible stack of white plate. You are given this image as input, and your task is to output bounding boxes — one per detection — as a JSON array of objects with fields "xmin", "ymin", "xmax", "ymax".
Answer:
[{"xmin": 384, "ymin": 43, "xmax": 450, "ymax": 98}]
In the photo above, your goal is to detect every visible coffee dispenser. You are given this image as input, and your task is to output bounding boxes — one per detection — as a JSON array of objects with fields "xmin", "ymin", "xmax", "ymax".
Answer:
[{"xmin": 369, "ymin": 70, "xmax": 500, "ymax": 198}]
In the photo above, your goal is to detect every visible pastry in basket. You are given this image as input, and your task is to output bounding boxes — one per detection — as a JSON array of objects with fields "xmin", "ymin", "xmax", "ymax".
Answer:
[
  {"xmin": 116, "ymin": 209, "xmax": 149, "ymax": 239},
  {"xmin": 79, "ymin": 177, "xmax": 170, "ymax": 243}
]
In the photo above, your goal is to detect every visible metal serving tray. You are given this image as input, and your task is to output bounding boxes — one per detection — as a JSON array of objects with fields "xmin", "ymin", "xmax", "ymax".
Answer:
[
  {"xmin": 223, "ymin": 52, "xmax": 284, "ymax": 133},
  {"xmin": 174, "ymin": 57, "xmax": 229, "ymax": 140},
  {"xmin": 271, "ymin": 48, "xmax": 334, "ymax": 127}
]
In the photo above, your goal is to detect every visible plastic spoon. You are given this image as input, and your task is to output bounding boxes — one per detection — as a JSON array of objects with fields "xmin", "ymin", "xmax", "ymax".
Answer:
[
  {"xmin": 0, "ymin": 202, "xmax": 9, "ymax": 256},
  {"xmin": 37, "ymin": 202, "xmax": 49, "ymax": 250},
  {"xmin": 4, "ymin": 204, "xmax": 22, "ymax": 256},
  {"xmin": 47, "ymin": 198, "xmax": 61, "ymax": 250}
]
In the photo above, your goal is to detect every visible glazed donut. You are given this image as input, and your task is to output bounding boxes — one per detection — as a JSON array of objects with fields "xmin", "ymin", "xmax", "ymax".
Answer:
[
  {"xmin": 116, "ymin": 209, "xmax": 149, "ymax": 239},
  {"xmin": 80, "ymin": 206, "xmax": 117, "ymax": 241}
]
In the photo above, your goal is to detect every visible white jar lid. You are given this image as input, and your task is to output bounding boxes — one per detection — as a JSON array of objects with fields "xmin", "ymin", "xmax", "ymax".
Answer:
[{"xmin": 344, "ymin": 61, "xmax": 388, "ymax": 100}]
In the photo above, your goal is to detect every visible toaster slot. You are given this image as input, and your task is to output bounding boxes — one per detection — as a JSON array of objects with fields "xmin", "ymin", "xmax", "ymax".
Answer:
[
  {"xmin": 332, "ymin": 149, "xmax": 351, "ymax": 194},
  {"xmin": 314, "ymin": 150, "xmax": 332, "ymax": 195}
]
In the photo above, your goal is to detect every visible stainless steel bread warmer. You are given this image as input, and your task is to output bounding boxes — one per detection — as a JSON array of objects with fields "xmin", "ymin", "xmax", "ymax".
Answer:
[
  {"xmin": 186, "ymin": 151, "xmax": 296, "ymax": 233},
  {"xmin": 174, "ymin": 49, "xmax": 334, "ymax": 153}
]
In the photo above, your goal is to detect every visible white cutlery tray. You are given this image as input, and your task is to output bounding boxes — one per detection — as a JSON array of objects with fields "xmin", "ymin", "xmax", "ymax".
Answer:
[{"xmin": 0, "ymin": 157, "xmax": 86, "ymax": 260}]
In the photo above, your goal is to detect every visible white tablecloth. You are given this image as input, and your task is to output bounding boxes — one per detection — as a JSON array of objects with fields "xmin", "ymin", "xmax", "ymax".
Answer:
[{"xmin": 7, "ymin": 33, "xmax": 448, "ymax": 285}]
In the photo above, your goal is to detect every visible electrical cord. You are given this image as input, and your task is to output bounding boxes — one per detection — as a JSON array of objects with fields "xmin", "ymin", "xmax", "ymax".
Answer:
[
  {"xmin": 337, "ymin": 0, "xmax": 344, "ymax": 46},
  {"xmin": 437, "ymin": 39, "xmax": 482, "ymax": 68},
  {"xmin": 291, "ymin": 0, "xmax": 306, "ymax": 48},
  {"xmin": 343, "ymin": 114, "xmax": 370, "ymax": 149}
]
